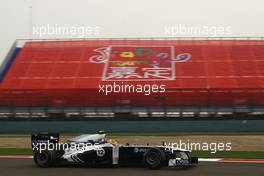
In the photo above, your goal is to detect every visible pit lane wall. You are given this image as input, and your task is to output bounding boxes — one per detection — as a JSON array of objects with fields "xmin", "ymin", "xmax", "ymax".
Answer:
[{"xmin": 0, "ymin": 120, "xmax": 264, "ymax": 133}]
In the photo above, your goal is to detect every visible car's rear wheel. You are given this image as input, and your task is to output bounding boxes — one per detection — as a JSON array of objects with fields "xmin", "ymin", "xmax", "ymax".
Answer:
[
  {"xmin": 143, "ymin": 148, "xmax": 165, "ymax": 169},
  {"xmin": 34, "ymin": 150, "xmax": 56, "ymax": 167}
]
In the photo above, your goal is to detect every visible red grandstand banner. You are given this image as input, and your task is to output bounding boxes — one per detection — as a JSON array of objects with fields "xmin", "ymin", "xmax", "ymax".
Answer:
[
  {"xmin": 89, "ymin": 46, "xmax": 191, "ymax": 81},
  {"xmin": 1, "ymin": 40, "xmax": 264, "ymax": 106}
]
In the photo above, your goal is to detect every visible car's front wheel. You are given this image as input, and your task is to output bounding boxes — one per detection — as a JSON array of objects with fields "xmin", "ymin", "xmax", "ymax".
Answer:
[{"xmin": 143, "ymin": 148, "xmax": 165, "ymax": 169}]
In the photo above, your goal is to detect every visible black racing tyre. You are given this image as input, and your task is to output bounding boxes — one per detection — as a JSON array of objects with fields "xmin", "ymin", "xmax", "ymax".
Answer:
[
  {"xmin": 143, "ymin": 148, "xmax": 166, "ymax": 169},
  {"xmin": 34, "ymin": 150, "xmax": 56, "ymax": 167}
]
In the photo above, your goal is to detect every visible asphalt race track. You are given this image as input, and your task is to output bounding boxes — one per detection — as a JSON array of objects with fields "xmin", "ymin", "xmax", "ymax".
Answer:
[{"xmin": 0, "ymin": 158, "xmax": 263, "ymax": 176}]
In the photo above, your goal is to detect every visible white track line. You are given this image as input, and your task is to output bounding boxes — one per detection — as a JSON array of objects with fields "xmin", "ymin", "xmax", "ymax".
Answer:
[{"xmin": 199, "ymin": 158, "xmax": 222, "ymax": 162}]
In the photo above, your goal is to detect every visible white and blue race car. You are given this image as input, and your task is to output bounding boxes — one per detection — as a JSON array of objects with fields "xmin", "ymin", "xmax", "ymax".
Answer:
[{"xmin": 31, "ymin": 131, "xmax": 198, "ymax": 169}]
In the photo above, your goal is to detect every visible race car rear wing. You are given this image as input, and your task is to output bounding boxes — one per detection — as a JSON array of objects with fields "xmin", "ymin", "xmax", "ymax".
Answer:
[{"xmin": 31, "ymin": 133, "xmax": 59, "ymax": 151}]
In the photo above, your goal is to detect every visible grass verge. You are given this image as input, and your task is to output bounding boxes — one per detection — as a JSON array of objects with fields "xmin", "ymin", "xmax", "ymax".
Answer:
[{"xmin": 0, "ymin": 148, "xmax": 32, "ymax": 155}]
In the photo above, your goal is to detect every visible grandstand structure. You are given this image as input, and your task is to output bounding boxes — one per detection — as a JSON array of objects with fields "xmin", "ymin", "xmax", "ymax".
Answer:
[{"xmin": 0, "ymin": 38, "xmax": 264, "ymax": 120}]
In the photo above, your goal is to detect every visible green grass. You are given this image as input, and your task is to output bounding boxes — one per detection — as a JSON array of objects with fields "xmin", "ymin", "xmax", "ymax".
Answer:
[
  {"xmin": 0, "ymin": 148, "xmax": 32, "ymax": 155},
  {"xmin": 0, "ymin": 148, "xmax": 264, "ymax": 159}
]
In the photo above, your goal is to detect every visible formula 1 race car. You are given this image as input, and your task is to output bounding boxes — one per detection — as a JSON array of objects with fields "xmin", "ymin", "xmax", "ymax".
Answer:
[{"xmin": 31, "ymin": 131, "xmax": 198, "ymax": 169}]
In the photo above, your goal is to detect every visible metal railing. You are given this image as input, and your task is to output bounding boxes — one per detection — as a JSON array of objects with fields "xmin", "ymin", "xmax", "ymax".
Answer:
[{"xmin": 14, "ymin": 36, "xmax": 264, "ymax": 48}]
